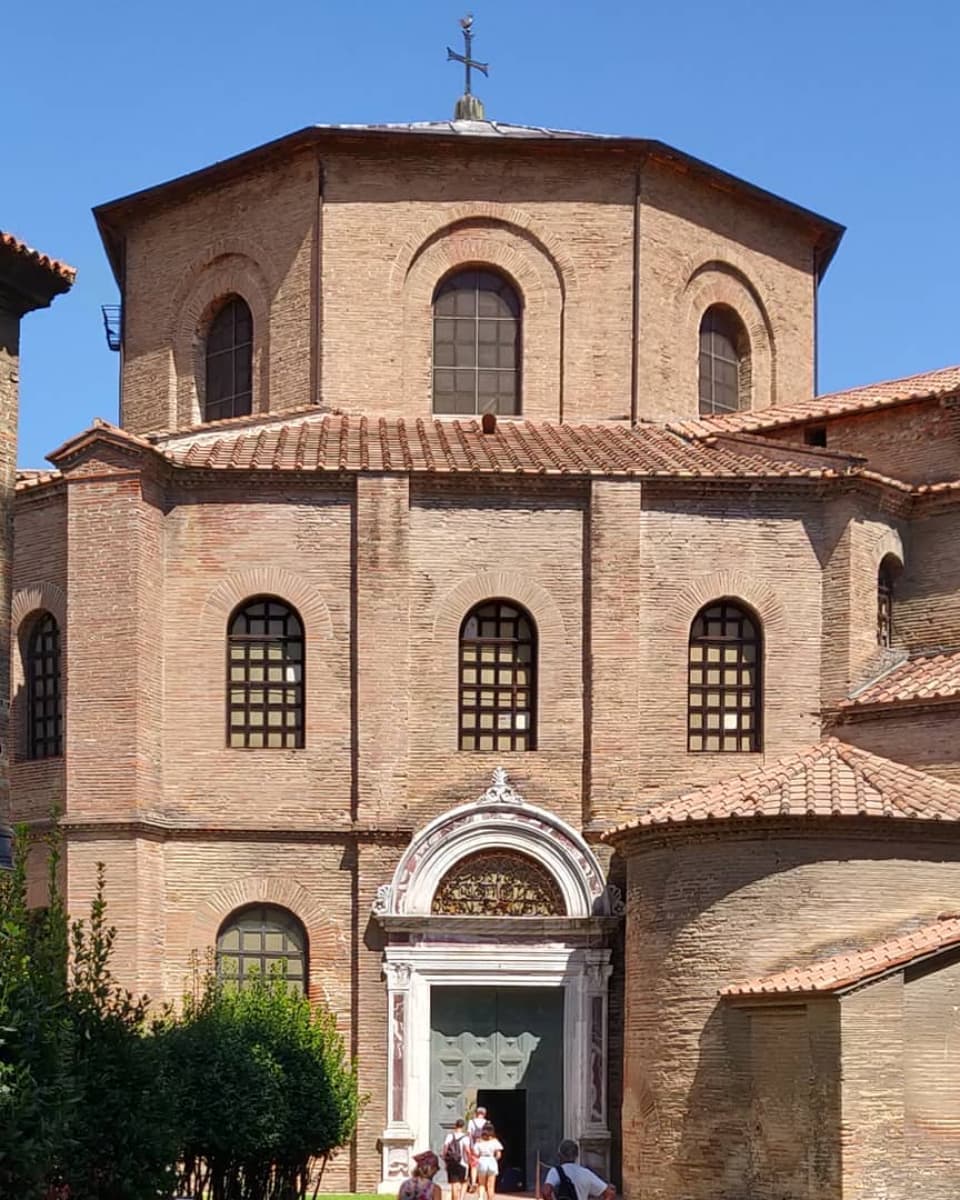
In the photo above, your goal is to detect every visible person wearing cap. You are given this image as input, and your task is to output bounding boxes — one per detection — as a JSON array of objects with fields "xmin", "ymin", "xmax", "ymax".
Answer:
[
  {"xmin": 543, "ymin": 1139, "xmax": 615, "ymax": 1200},
  {"xmin": 399, "ymin": 1150, "xmax": 442, "ymax": 1200}
]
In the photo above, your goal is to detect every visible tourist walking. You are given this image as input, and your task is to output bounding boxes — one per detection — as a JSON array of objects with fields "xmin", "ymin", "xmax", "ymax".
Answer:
[
  {"xmin": 442, "ymin": 1118, "xmax": 470, "ymax": 1200},
  {"xmin": 473, "ymin": 1121, "xmax": 503, "ymax": 1200},
  {"xmin": 542, "ymin": 1139, "xmax": 615, "ymax": 1200},
  {"xmin": 398, "ymin": 1150, "xmax": 442, "ymax": 1200},
  {"xmin": 466, "ymin": 1105, "xmax": 487, "ymax": 1190}
]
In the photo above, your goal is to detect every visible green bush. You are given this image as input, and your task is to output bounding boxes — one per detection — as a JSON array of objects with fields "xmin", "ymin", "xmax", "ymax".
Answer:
[
  {"xmin": 166, "ymin": 965, "xmax": 362, "ymax": 1200},
  {"xmin": 0, "ymin": 833, "xmax": 71, "ymax": 1200},
  {"xmin": 0, "ymin": 832, "xmax": 362, "ymax": 1199}
]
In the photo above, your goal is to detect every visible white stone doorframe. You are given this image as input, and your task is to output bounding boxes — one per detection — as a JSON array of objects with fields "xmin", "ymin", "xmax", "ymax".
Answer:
[{"xmin": 378, "ymin": 942, "xmax": 613, "ymax": 1191}]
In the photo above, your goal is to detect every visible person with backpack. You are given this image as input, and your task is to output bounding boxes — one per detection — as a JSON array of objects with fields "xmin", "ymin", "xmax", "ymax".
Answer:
[
  {"xmin": 442, "ymin": 1119, "xmax": 470, "ymax": 1200},
  {"xmin": 542, "ymin": 1139, "xmax": 615, "ymax": 1200}
]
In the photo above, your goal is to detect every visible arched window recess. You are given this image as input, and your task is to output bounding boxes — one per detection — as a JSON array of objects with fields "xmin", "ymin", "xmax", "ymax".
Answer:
[
  {"xmin": 433, "ymin": 268, "xmax": 521, "ymax": 417},
  {"xmin": 688, "ymin": 599, "xmax": 762, "ymax": 753},
  {"xmin": 459, "ymin": 599, "xmax": 536, "ymax": 751},
  {"xmin": 227, "ymin": 597, "xmax": 304, "ymax": 749},
  {"xmin": 216, "ymin": 904, "xmax": 307, "ymax": 993},
  {"xmin": 204, "ymin": 295, "xmax": 253, "ymax": 422},
  {"xmin": 698, "ymin": 305, "xmax": 751, "ymax": 416}
]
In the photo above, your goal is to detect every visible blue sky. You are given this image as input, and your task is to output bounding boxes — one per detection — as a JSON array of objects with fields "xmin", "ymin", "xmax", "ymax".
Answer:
[{"xmin": 6, "ymin": 0, "xmax": 959, "ymax": 467}]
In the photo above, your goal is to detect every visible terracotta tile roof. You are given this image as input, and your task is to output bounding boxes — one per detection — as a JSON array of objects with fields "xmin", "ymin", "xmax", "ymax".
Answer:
[
  {"xmin": 722, "ymin": 914, "xmax": 960, "ymax": 999},
  {"xmin": 840, "ymin": 648, "xmax": 960, "ymax": 711},
  {"xmin": 0, "ymin": 230, "xmax": 76, "ymax": 285},
  {"xmin": 673, "ymin": 364, "xmax": 960, "ymax": 438},
  {"xmin": 153, "ymin": 413, "xmax": 859, "ymax": 480},
  {"xmin": 15, "ymin": 468, "xmax": 62, "ymax": 492},
  {"xmin": 604, "ymin": 738, "xmax": 960, "ymax": 838}
]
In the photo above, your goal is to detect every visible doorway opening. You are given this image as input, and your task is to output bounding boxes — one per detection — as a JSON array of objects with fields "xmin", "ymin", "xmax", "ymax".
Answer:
[
  {"xmin": 429, "ymin": 985, "xmax": 564, "ymax": 1188},
  {"xmin": 477, "ymin": 1088, "xmax": 526, "ymax": 1190}
]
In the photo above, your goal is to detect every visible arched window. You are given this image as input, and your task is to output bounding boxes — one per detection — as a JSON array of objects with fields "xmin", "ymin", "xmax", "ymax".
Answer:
[
  {"xmin": 205, "ymin": 295, "xmax": 253, "ymax": 422},
  {"xmin": 25, "ymin": 612, "xmax": 62, "ymax": 759},
  {"xmin": 433, "ymin": 269, "xmax": 521, "ymax": 416},
  {"xmin": 459, "ymin": 600, "xmax": 536, "ymax": 751},
  {"xmin": 688, "ymin": 600, "xmax": 761, "ymax": 752},
  {"xmin": 216, "ymin": 905, "xmax": 307, "ymax": 993},
  {"xmin": 878, "ymin": 557, "xmax": 899, "ymax": 648},
  {"xmin": 227, "ymin": 597, "xmax": 304, "ymax": 749},
  {"xmin": 698, "ymin": 305, "xmax": 750, "ymax": 416}
]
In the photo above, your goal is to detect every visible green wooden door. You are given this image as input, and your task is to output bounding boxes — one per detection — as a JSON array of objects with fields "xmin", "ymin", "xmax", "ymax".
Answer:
[{"xmin": 430, "ymin": 986, "xmax": 564, "ymax": 1187}]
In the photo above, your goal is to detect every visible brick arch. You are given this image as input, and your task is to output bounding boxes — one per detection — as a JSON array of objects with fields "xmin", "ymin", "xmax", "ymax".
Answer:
[
  {"xmin": 13, "ymin": 583, "xmax": 66, "ymax": 634},
  {"xmin": 432, "ymin": 570, "xmax": 567, "ymax": 645},
  {"xmin": 171, "ymin": 248, "xmax": 273, "ymax": 429},
  {"xmin": 200, "ymin": 568, "xmax": 335, "ymax": 644},
  {"xmin": 669, "ymin": 571, "xmax": 787, "ymax": 640},
  {"xmin": 680, "ymin": 258, "xmax": 777, "ymax": 411},
  {"xmin": 400, "ymin": 220, "xmax": 565, "ymax": 422},
  {"xmin": 390, "ymin": 204, "xmax": 577, "ymax": 296},
  {"xmin": 189, "ymin": 874, "xmax": 350, "ymax": 1010}
]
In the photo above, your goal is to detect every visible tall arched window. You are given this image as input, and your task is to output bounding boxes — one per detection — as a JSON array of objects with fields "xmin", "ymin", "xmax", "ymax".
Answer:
[
  {"xmin": 216, "ymin": 905, "xmax": 307, "ymax": 993},
  {"xmin": 25, "ymin": 612, "xmax": 62, "ymax": 759},
  {"xmin": 227, "ymin": 597, "xmax": 304, "ymax": 749},
  {"xmin": 688, "ymin": 600, "xmax": 761, "ymax": 752},
  {"xmin": 698, "ymin": 305, "xmax": 750, "ymax": 415},
  {"xmin": 205, "ymin": 295, "xmax": 253, "ymax": 422},
  {"xmin": 459, "ymin": 600, "xmax": 536, "ymax": 751},
  {"xmin": 433, "ymin": 269, "xmax": 521, "ymax": 416},
  {"xmin": 877, "ymin": 557, "xmax": 899, "ymax": 648}
]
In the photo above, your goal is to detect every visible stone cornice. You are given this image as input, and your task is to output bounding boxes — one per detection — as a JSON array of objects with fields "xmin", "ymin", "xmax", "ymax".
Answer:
[{"xmin": 49, "ymin": 814, "xmax": 415, "ymax": 843}]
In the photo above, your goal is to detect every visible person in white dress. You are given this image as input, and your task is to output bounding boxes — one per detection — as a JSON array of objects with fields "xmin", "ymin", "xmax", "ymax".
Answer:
[{"xmin": 543, "ymin": 1139, "xmax": 615, "ymax": 1200}]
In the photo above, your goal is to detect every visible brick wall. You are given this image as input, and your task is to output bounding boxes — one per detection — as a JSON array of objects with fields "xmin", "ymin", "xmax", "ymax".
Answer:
[
  {"xmin": 773, "ymin": 397, "xmax": 960, "ymax": 485},
  {"xmin": 620, "ymin": 830, "xmax": 960, "ymax": 1200},
  {"xmin": 116, "ymin": 140, "xmax": 823, "ymax": 435}
]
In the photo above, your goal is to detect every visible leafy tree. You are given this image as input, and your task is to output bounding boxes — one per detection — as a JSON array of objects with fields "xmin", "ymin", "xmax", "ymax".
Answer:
[
  {"xmin": 59, "ymin": 863, "xmax": 178, "ymax": 1200},
  {"xmin": 0, "ymin": 829, "xmax": 71, "ymax": 1199},
  {"xmin": 168, "ymin": 963, "xmax": 362, "ymax": 1200}
]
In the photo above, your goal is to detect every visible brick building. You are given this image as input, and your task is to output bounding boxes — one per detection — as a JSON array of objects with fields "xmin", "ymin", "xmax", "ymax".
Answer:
[{"xmin": 12, "ymin": 113, "xmax": 960, "ymax": 1199}]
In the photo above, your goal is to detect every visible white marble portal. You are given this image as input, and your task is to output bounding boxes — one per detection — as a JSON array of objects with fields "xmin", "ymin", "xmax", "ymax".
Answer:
[{"xmin": 374, "ymin": 771, "xmax": 618, "ymax": 1191}]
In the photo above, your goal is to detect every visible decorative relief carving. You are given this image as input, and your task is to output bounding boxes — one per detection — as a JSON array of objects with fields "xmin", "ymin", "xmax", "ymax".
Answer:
[
  {"xmin": 477, "ymin": 766, "xmax": 526, "ymax": 806},
  {"xmin": 589, "ymin": 994, "xmax": 604, "ymax": 1122},
  {"xmin": 391, "ymin": 992, "xmax": 405, "ymax": 1124},
  {"xmin": 373, "ymin": 883, "xmax": 393, "ymax": 916},
  {"xmin": 431, "ymin": 849, "xmax": 566, "ymax": 917},
  {"xmin": 384, "ymin": 961, "xmax": 412, "ymax": 989},
  {"xmin": 602, "ymin": 884, "xmax": 626, "ymax": 917}
]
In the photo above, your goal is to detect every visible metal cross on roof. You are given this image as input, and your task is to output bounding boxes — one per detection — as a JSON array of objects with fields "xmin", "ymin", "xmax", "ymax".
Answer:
[{"xmin": 447, "ymin": 14, "xmax": 489, "ymax": 119}]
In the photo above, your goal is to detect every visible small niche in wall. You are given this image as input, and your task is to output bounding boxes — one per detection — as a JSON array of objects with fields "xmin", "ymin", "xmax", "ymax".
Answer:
[{"xmin": 804, "ymin": 425, "xmax": 828, "ymax": 448}]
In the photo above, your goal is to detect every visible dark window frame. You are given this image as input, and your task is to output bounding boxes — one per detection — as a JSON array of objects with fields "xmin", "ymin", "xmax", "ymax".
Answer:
[
  {"xmin": 433, "ymin": 268, "xmax": 522, "ymax": 417},
  {"xmin": 25, "ymin": 612, "xmax": 62, "ymax": 760},
  {"xmin": 204, "ymin": 295, "xmax": 253, "ymax": 422},
  {"xmin": 877, "ymin": 560, "xmax": 896, "ymax": 648},
  {"xmin": 226, "ymin": 596, "xmax": 305, "ymax": 750},
  {"xmin": 458, "ymin": 599, "xmax": 537, "ymax": 752},
  {"xmin": 698, "ymin": 305, "xmax": 750, "ymax": 416},
  {"xmin": 688, "ymin": 599, "xmax": 762, "ymax": 753},
  {"xmin": 216, "ymin": 904, "xmax": 308, "ymax": 993}
]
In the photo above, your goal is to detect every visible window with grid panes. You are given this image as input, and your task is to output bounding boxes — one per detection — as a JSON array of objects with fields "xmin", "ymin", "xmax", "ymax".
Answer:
[
  {"xmin": 459, "ymin": 601, "xmax": 536, "ymax": 751},
  {"xmin": 26, "ymin": 613, "xmax": 62, "ymax": 759},
  {"xmin": 698, "ymin": 305, "xmax": 748, "ymax": 416},
  {"xmin": 877, "ymin": 561, "xmax": 895, "ymax": 648},
  {"xmin": 205, "ymin": 295, "xmax": 253, "ymax": 421},
  {"xmin": 227, "ymin": 598, "xmax": 304, "ymax": 748},
  {"xmin": 216, "ymin": 905, "xmax": 307, "ymax": 993},
  {"xmin": 433, "ymin": 269, "xmax": 521, "ymax": 416},
  {"xmin": 688, "ymin": 601, "xmax": 761, "ymax": 752}
]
